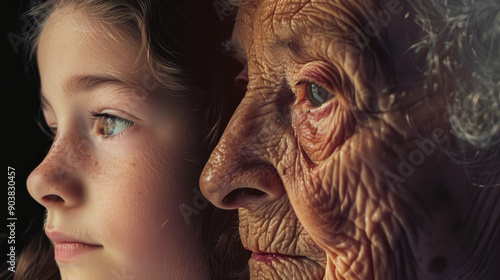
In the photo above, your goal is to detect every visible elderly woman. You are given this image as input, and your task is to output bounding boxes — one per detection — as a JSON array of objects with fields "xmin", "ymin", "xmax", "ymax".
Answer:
[{"xmin": 201, "ymin": 0, "xmax": 500, "ymax": 279}]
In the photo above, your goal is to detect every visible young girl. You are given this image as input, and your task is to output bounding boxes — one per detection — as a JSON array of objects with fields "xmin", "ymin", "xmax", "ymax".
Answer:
[{"xmin": 3, "ymin": 0, "xmax": 247, "ymax": 279}]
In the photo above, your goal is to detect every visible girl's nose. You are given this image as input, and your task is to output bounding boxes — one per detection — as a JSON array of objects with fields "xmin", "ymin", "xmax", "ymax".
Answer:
[{"xmin": 27, "ymin": 136, "xmax": 86, "ymax": 209}]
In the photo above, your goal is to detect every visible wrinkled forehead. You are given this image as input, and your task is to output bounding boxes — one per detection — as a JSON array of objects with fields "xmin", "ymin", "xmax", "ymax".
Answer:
[
  {"xmin": 236, "ymin": 0, "xmax": 380, "ymax": 39},
  {"xmin": 233, "ymin": 0, "xmax": 426, "ymax": 111},
  {"xmin": 234, "ymin": 0, "xmax": 416, "ymax": 58}
]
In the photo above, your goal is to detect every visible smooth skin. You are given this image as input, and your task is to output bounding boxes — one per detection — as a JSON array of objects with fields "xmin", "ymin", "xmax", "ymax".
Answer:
[
  {"xmin": 200, "ymin": 0, "xmax": 500, "ymax": 279},
  {"xmin": 27, "ymin": 8, "xmax": 210, "ymax": 279}
]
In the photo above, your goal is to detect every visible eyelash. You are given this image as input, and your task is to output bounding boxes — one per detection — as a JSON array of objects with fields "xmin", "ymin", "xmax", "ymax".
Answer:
[
  {"xmin": 37, "ymin": 109, "xmax": 135, "ymax": 145},
  {"xmin": 36, "ymin": 108, "xmax": 56, "ymax": 140},
  {"xmin": 37, "ymin": 120, "xmax": 56, "ymax": 141}
]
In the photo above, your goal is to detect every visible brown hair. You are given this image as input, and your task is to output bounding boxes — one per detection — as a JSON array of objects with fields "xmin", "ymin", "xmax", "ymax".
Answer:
[
  {"xmin": 0, "ymin": 228, "xmax": 60, "ymax": 280},
  {"xmin": 2, "ymin": 0, "xmax": 247, "ymax": 279}
]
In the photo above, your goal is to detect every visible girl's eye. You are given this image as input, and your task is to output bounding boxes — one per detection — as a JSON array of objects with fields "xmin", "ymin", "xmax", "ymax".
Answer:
[
  {"xmin": 101, "ymin": 115, "xmax": 133, "ymax": 137},
  {"xmin": 305, "ymin": 82, "xmax": 334, "ymax": 107},
  {"xmin": 102, "ymin": 116, "xmax": 132, "ymax": 136},
  {"xmin": 92, "ymin": 112, "xmax": 134, "ymax": 137}
]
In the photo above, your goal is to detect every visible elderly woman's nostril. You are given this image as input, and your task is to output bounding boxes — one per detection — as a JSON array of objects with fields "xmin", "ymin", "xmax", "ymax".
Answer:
[{"xmin": 222, "ymin": 188, "xmax": 266, "ymax": 205}]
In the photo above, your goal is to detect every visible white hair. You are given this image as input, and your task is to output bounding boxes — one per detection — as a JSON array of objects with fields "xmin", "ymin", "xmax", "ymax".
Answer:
[{"xmin": 409, "ymin": 0, "xmax": 500, "ymax": 186}]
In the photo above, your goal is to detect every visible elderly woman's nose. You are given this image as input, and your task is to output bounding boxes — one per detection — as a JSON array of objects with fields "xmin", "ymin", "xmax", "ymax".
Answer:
[
  {"xmin": 27, "ymin": 133, "xmax": 86, "ymax": 209},
  {"xmin": 200, "ymin": 98, "xmax": 285, "ymax": 210}
]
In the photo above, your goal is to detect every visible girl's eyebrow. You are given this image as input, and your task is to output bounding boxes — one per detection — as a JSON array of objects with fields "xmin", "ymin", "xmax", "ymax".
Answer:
[
  {"xmin": 63, "ymin": 74, "xmax": 133, "ymax": 95},
  {"xmin": 40, "ymin": 73, "xmax": 140, "ymax": 108}
]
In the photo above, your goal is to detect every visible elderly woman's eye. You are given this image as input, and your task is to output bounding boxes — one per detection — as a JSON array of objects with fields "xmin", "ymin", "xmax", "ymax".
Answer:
[{"xmin": 305, "ymin": 82, "xmax": 334, "ymax": 107}]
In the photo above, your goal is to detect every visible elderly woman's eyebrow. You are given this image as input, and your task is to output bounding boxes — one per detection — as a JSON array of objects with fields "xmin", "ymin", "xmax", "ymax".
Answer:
[
  {"xmin": 271, "ymin": 35, "xmax": 302, "ymax": 56},
  {"xmin": 224, "ymin": 35, "xmax": 300, "ymax": 61}
]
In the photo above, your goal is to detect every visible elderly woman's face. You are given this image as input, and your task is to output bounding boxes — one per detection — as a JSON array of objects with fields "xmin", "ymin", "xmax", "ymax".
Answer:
[{"xmin": 201, "ymin": 0, "xmax": 500, "ymax": 279}]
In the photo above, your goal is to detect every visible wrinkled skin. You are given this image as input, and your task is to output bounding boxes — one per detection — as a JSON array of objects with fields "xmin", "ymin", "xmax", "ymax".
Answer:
[{"xmin": 201, "ymin": 0, "xmax": 500, "ymax": 279}]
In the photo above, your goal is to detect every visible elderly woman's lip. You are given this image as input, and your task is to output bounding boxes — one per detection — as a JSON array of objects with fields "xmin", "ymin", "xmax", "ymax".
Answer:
[
  {"xmin": 251, "ymin": 252, "xmax": 303, "ymax": 265},
  {"xmin": 244, "ymin": 240, "xmax": 326, "ymax": 262},
  {"xmin": 249, "ymin": 251, "xmax": 326, "ymax": 279}
]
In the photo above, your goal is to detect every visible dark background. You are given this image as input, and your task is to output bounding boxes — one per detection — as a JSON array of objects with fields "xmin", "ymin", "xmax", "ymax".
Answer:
[
  {"xmin": 1, "ymin": 0, "xmax": 244, "ymax": 274},
  {"xmin": 1, "ymin": 0, "xmax": 48, "ymax": 272}
]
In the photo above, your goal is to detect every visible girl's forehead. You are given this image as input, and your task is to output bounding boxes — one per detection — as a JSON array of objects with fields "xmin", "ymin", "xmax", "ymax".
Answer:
[
  {"xmin": 38, "ymin": 8, "xmax": 147, "ymax": 87},
  {"xmin": 42, "ymin": 7, "xmax": 142, "ymax": 59},
  {"xmin": 45, "ymin": 6, "xmax": 137, "ymax": 41}
]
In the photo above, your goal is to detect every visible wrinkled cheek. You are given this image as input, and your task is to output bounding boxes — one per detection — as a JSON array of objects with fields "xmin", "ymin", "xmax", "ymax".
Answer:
[
  {"xmin": 292, "ymin": 174, "xmax": 336, "ymax": 233},
  {"xmin": 293, "ymin": 100, "xmax": 355, "ymax": 163},
  {"xmin": 287, "ymin": 100, "xmax": 354, "ymax": 234}
]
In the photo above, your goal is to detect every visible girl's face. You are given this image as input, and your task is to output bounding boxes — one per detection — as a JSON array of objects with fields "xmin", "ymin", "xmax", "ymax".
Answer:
[{"xmin": 27, "ymin": 8, "xmax": 210, "ymax": 279}]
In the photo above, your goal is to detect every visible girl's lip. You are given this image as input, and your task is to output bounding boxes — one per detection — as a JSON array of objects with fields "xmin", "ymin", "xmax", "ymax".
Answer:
[
  {"xmin": 46, "ymin": 230, "xmax": 100, "ymax": 245},
  {"xmin": 53, "ymin": 242, "xmax": 102, "ymax": 263},
  {"xmin": 46, "ymin": 230, "xmax": 102, "ymax": 263}
]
